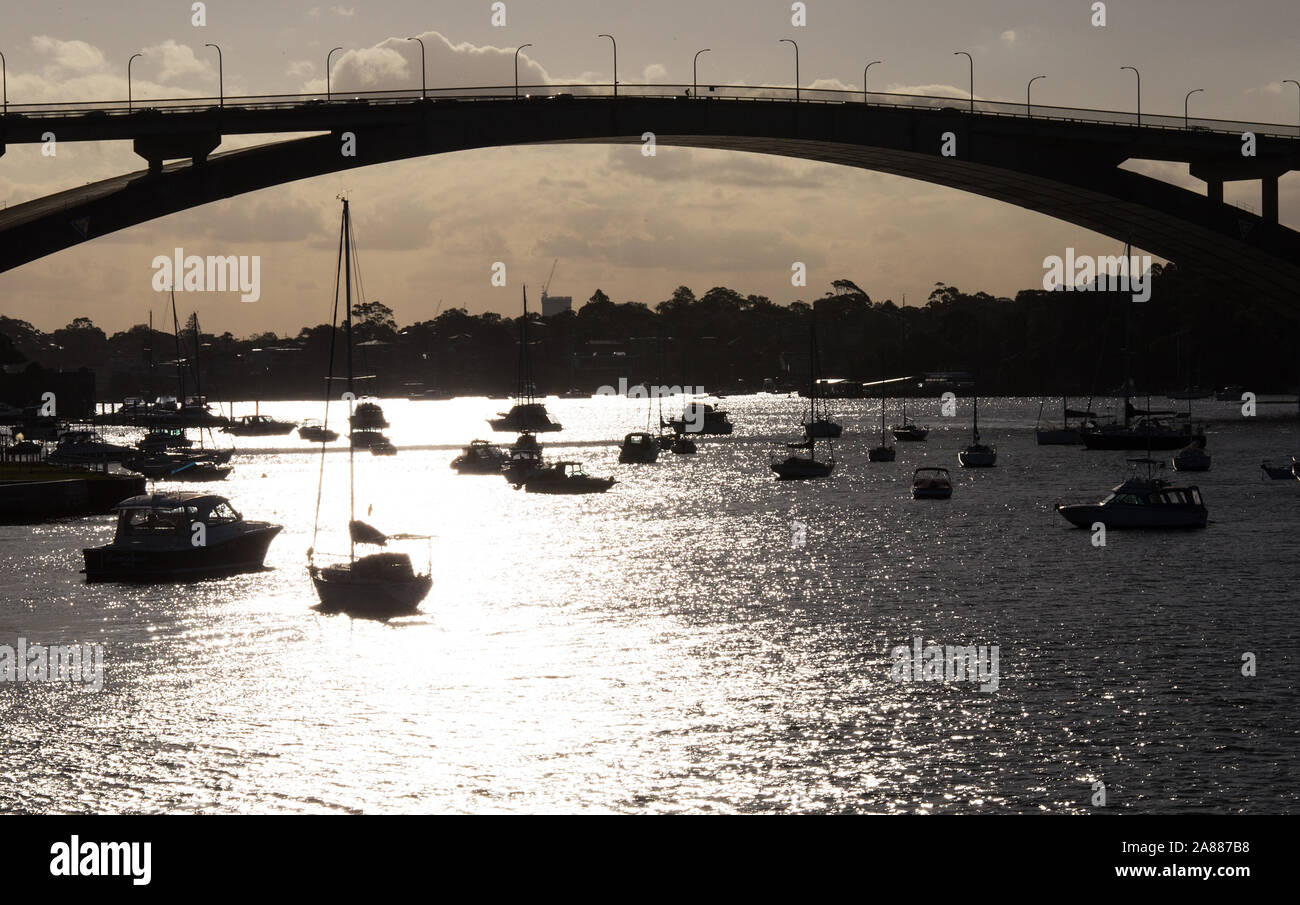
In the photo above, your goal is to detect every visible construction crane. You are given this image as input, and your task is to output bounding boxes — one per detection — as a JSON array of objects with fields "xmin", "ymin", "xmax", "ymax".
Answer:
[{"xmin": 542, "ymin": 259, "xmax": 558, "ymax": 300}]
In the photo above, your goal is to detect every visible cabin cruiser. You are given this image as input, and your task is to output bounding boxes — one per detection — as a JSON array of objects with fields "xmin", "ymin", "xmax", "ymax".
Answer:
[
  {"xmin": 451, "ymin": 440, "xmax": 509, "ymax": 474},
  {"xmin": 298, "ymin": 420, "xmax": 339, "ymax": 443},
  {"xmin": 664, "ymin": 402, "xmax": 733, "ymax": 435},
  {"xmin": 911, "ymin": 467, "xmax": 952, "ymax": 499},
  {"xmin": 350, "ymin": 400, "xmax": 390, "ymax": 430},
  {"xmin": 618, "ymin": 431, "xmax": 660, "ymax": 464},
  {"xmin": 126, "ymin": 453, "xmax": 232, "ymax": 482},
  {"xmin": 503, "ymin": 433, "xmax": 544, "ymax": 485},
  {"xmin": 223, "ymin": 414, "xmax": 296, "ymax": 436},
  {"xmin": 46, "ymin": 431, "xmax": 138, "ymax": 466},
  {"xmin": 1171, "ymin": 437, "xmax": 1211, "ymax": 472},
  {"xmin": 490, "ymin": 401, "xmax": 562, "ymax": 433},
  {"xmin": 1056, "ymin": 460, "xmax": 1207, "ymax": 529},
  {"xmin": 137, "ymin": 427, "xmax": 192, "ymax": 452},
  {"xmin": 83, "ymin": 492, "xmax": 281, "ymax": 582},
  {"xmin": 522, "ymin": 461, "xmax": 616, "ymax": 494}
]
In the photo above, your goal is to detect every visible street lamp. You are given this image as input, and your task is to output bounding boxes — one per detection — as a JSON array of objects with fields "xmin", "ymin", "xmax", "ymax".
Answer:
[
  {"xmin": 598, "ymin": 34, "xmax": 617, "ymax": 98},
  {"xmin": 515, "ymin": 44, "xmax": 532, "ymax": 98},
  {"xmin": 1284, "ymin": 80, "xmax": 1300, "ymax": 135},
  {"xmin": 0, "ymin": 51, "xmax": 7, "ymax": 116},
  {"xmin": 407, "ymin": 37, "xmax": 426, "ymax": 99},
  {"xmin": 693, "ymin": 48, "xmax": 711, "ymax": 98},
  {"xmin": 205, "ymin": 43, "xmax": 223, "ymax": 107},
  {"xmin": 1027, "ymin": 74, "xmax": 1046, "ymax": 117},
  {"xmin": 128, "ymin": 52, "xmax": 143, "ymax": 112},
  {"xmin": 863, "ymin": 60, "xmax": 881, "ymax": 104},
  {"xmin": 1121, "ymin": 66, "xmax": 1141, "ymax": 126},
  {"xmin": 327, "ymin": 46, "xmax": 343, "ymax": 100},
  {"xmin": 780, "ymin": 39, "xmax": 799, "ymax": 102},
  {"xmin": 954, "ymin": 51, "xmax": 973, "ymax": 112},
  {"xmin": 1183, "ymin": 88, "xmax": 1204, "ymax": 129}
]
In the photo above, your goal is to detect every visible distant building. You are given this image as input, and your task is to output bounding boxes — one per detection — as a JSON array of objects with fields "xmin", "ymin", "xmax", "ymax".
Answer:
[{"xmin": 541, "ymin": 292, "xmax": 572, "ymax": 318}]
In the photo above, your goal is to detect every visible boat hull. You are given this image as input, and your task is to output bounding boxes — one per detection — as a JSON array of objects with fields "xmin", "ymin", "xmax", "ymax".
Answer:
[
  {"xmin": 524, "ymin": 477, "xmax": 616, "ymax": 494},
  {"xmin": 1081, "ymin": 430, "xmax": 1195, "ymax": 451},
  {"xmin": 83, "ymin": 525, "xmax": 281, "ymax": 582},
  {"xmin": 892, "ymin": 426, "xmax": 929, "ymax": 442},
  {"xmin": 867, "ymin": 446, "xmax": 896, "ymax": 462},
  {"xmin": 802, "ymin": 421, "xmax": 843, "ymax": 439},
  {"xmin": 1036, "ymin": 428, "xmax": 1080, "ymax": 445},
  {"xmin": 1055, "ymin": 503, "xmax": 1207, "ymax": 529},
  {"xmin": 958, "ymin": 449, "xmax": 997, "ymax": 468},
  {"xmin": 771, "ymin": 458, "xmax": 834, "ymax": 480},
  {"xmin": 912, "ymin": 487, "xmax": 952, "ymax": 499},
  {"xmin": 310, "ymin": 566, "xmax": 431, "ymax": 617}
]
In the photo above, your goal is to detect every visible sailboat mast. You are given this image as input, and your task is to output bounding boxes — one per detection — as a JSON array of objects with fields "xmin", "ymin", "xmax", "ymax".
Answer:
[
  {"xmin": 343, "ymin": 199, "xmax": 355, "ymax": 558},
  {"xmin": 170, "ymin": 288, "xmax": 186, "ymax": 407},
  {"xmin": 147, "ymin": 310, "xmax": 154, "ymax": 407},
  {"xmin": 519, "ymin": 286, "xmax": 531, "ymax": 403}
]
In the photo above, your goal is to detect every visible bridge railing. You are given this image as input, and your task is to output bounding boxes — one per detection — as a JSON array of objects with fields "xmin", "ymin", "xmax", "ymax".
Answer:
[{"xmin": 1, "ymin": 82, "xmax": 1295, "ymax": 140}]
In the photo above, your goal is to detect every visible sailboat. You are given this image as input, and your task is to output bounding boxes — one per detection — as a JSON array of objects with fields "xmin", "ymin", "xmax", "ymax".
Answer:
[
  {"xmin": 619, "ymin": 374, "xmax": 660, "ymax": 464},
  {"xmin": 1035, "ymin": 396, "xmax": 1093, "ymax": 445},
  {"xmin": 489, "ymin": 287, "xmax": 562, "ymax": 433},
  {"xmin": 772, "ymin": 314, "xmax": 835, "ymax": 479},
  {"xmin": 307, "ymin": 198, "xmax": 432, "ymax": 618},
  {"xmin": 868, "ymin": 395, "xmax": 896, "ymax": 462},
  {"xmin": 957, "ymin": 388, "xmax": 997, "ymax": 467},
  {"xmin": 891, "ymin": 391, "xmax": 929, "ymax": 441}
]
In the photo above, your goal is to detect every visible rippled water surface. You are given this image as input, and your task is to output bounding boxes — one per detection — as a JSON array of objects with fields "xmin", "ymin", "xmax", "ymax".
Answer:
[{"xmin": 2, "ymin": 395, "xmax": 1297, "ymax": 813}]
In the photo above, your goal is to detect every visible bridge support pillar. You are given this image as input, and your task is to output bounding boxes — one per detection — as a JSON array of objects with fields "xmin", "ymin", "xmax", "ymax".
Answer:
[
  {"xmin": 133, "ymin": 133, "xmax": 221, "ymax": 176},
  {"xmin": 1205, "ymin": 178, "xmax": 1223, "ymax": 205},
  {"xmin": 1261, "ymin": 173, "xmax": 1279, "ymax": 223}
]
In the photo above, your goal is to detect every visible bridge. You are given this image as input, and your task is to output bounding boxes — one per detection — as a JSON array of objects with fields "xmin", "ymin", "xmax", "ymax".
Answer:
[{"xmin": 1, "ymin": 83, "xmax": 1297, "ymax": 303}]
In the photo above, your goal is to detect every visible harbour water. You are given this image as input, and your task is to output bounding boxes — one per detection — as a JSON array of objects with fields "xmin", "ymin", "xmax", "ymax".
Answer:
[{"xmin": 1, "ymin": 395, "xmax": 1296, "ymax": 813}]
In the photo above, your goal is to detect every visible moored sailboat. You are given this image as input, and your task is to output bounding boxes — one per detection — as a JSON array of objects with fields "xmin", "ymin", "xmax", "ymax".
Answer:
[{"xmin": 306, "ymin": 198, "xmax": 432, "ymax": 619}]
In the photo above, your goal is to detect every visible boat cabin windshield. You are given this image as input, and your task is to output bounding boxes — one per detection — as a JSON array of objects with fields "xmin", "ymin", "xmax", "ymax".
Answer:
[{"xmin": 119, "ymin": 505, "xmax": 200, "ymax": 535}]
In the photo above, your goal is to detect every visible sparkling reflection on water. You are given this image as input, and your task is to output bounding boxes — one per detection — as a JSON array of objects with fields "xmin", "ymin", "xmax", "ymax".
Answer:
[{"xmin": 1, "ymin": 396, "xmax": 1297, "ymax": 813}]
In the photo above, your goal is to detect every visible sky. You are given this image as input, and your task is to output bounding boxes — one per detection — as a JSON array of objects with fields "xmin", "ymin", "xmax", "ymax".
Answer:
[{"xmin": 0, "ymin": 0, "xmax": 1297, "ymax": 336}]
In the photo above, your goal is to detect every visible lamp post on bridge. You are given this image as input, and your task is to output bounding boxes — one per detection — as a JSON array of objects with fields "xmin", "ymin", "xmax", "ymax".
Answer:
[
  {"xmin": 598, "ymin": 34, "xmax": 617, "ymax": 98},
  {"xmin": 128, "ymin": 52, "xmax": 143, "ymax": 112},
  {"xmin": 1027, "ymin": 75, "xmax": 1045, "ymax": 117},
  {"xmin": 407, "ymin": 37, "xmax": 426, "ymax": 99},
  {"xmin": 863, "ymin": 60, "xmax": 881, "ymax": 104},
  {"xmin": 1183, "ymin": 88, "xmax": 1204, "ymax": 129},
  {"xmin": 1, "ymin": 51, "xmax": 7, "ymax": 116},
  {"xmin": 954, "ymin": 51, "xmax": 973, "ymax": 112},
  {"xmin": 327, "ymin": 46, "xmax": 343, "ymax": 100},
  {"xmin": 1121, "ymin": 66, "xmax": 1141, "ymax": 126},
  {"xmin": 693, "ymin": 48, "xmax": 711, "ymax": 98},
  {"xmin": 515, "ymin": 44, "xmax": 532, "ymax": 98},
  {"xmin": 1284, "ymin": 80, "xmax": 1300, "ymax": 136},
  {"xmin": 780, "ymin": 39, "xmax": 799, "ymax": 102},
  {"xmin": 205, "ymin": 43, "xmax": 223, "ymax": 107}
]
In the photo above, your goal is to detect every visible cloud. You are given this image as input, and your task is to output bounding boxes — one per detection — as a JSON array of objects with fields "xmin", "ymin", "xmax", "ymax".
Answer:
[
  {"xmin": 30, "ymin": 36, "xmax": 105, "ymax": 73},
  {"xmin": 144, "ymin": 39, "xmax": 214, "ymax": 84},
  {"xmin": 286, "ymin": 60, "xmax": 315, "ymax": 79},
  {"xmin": 1001, "ymin": 30, "xmax": 1017, "ymax": 46},
  {"xmin": 331, "ymin": 5, "xmax": 356, "ymax": 16}
]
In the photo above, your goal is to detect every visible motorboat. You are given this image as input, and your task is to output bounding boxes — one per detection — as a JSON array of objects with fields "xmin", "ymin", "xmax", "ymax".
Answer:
[
  {"xmin": 83, "ymin": 492, "xmax": 281, "ymax": 582},
  {"xmin": 137, "ymin": 427, "xmax": 193, "ymax": 452},
  {"xmin": 618, "ymin": 431, "xmax": 660, "ymax": 464},
  {"xmin": 451, "ymin": 440, "xmax": 508, "ymax": 474},
  {"xmin": 46, "ymin": 430, "xmax": 138, "ymax": 466},
  {"xmin": 670, "ymin": 435, "xmax": 697, "ymax": 455},
  {"xmin": 126, "ymin": 454, "xmax": 232, "ymax": 482},
  {"xmin": 503, "ymin": 433, "xmax": 544, "ymax": 484},
  {"xmin": 1056, "ymin": 461, "xmax": 1208, "ymax": 529},
  {"xmin": 912, "ymin": 467, "xmax": 953, "ymax": 499},
  {"xmin": 664, "ymin": 402, "xmax": 733, "ymax": 435},
  {"xmin": 369, "ymin": 437, "xmax": 397, "ymax": 456},
  {"xmin": 1171, "ymin": 437, "xmax": 1211, "ymax": 472},
  {"xmin": 298, "ymin": 420, "xmax": 339, "ymax": 443},
  {"xmin": 223, "ymin": 414, "xmax": 296, "ymax": 436},
  {"xmin": 522, "ymin": 461, "xmax": 616, "ymax": 494},
  {"xmin": 350, "ymin": 400, "xmax": 390, "ymax": 430}
]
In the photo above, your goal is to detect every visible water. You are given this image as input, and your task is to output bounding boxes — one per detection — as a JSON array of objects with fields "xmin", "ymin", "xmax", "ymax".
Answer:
[{"xmin": 2, "ymin": 395, "xmax": 1297, "ymax": 813}]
